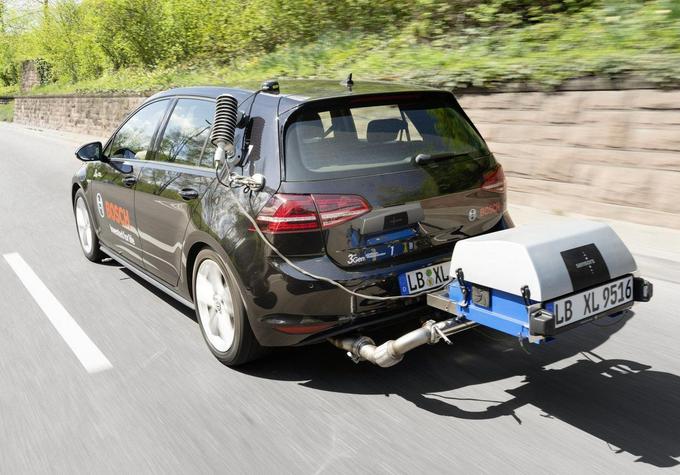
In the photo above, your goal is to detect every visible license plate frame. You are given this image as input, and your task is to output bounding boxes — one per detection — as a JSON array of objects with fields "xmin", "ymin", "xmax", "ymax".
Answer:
[
  {"xmin": 547, "ymin": 275, "xmax": 634, "ymax": 329},
  {"xmin": 398, "ymin": 262, "xmax": 451, "ymax": 295}
]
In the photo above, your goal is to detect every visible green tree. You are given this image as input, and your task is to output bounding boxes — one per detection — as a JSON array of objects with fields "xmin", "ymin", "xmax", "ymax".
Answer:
[
  {"xmin": 92, "ymin": 0, "xmax": 167, "ymax": 68},
  {"xmin": 29, "ymin": 0, "xmax": 104, "ymax": 82}
]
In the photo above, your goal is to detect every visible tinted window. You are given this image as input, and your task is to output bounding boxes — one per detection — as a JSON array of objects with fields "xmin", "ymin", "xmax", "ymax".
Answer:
[
  {"xmin": 352, "ymin": 105, "xmax": 422, "ymax": 142},
  {"xmin": 284, "ymin": 95, "xmax": 489, "ymax": 181},
  {"xmin": 109, "ymin": 100, "xmax": 169, "ymax": 160},
  {"xmin": 157, "ymin": 99, "xmax": 214, "ymax": 167}
]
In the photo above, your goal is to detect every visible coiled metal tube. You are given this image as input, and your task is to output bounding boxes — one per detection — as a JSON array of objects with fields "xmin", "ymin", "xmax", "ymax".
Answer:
[{"xmin": 210, "ymin": 94, "xmax": 239, "ymax": 155}]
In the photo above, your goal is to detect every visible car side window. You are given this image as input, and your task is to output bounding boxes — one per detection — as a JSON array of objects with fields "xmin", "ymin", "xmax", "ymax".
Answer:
[
  {"xmin": 108, "ymin": 100, "xmax": 169, "ymax": 160},
  {"xmin": 156, "ymin": 99, "xmax": 215, "ymax": 167}
]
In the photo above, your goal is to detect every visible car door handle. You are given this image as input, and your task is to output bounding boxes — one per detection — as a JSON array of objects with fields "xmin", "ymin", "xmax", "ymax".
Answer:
[
  {"xmin": 122, "ymin": 175, "xmax": 137, "ymax": 187},
  {"xmin": 179, "ymin": 188, "xmax": 199, "ymax": 201}
]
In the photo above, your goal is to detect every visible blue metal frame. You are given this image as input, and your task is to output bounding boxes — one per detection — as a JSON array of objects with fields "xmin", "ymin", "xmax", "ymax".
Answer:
[{"xmin": 449, "ymin": 281, "xmax": 535, "ymax": 340}]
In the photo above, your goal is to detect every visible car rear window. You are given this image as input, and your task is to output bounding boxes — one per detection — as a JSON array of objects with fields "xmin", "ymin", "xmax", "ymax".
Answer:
[{"xmin": 283, "ymin": 94, "xmax": 490, "ymax": 181}]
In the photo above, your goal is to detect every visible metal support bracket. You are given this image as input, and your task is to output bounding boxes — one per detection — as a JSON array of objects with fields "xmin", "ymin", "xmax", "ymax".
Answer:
[
  {"xmin": 455, "ymin": 268, "xmax": 470, "ymax": 308},
  {"xmin": 521, "ymin": 285, "xmax": 532, "ymax": 307},
  {"xmin": 432, "ymin": 325, "xmax": 453, "ymax": 345}
]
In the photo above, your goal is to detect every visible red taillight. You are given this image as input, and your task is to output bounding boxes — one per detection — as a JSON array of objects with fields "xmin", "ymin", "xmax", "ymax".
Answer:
[
  {"xmin": 255, "ymin": 193, "xmax": 371, "ymax": 234},
  {"xmin": 312, "ymin": 194, "xmax": 371, "ymax": 229},
  {"xmin": 481, "ymin": 165, "xmax": 506, "ymax": 193},
  {"xmin": 255, "ymin": 194, "xmax": 320, "ymax": 233}
]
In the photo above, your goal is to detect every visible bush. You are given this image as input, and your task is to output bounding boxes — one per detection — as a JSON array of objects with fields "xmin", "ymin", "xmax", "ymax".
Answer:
[
  {"xmin": 0, "ymin": 0, "xmax": 678, "ymax": 93},
  {"xmin": 0, "ymin": 100, "xmax": 14, "ymax": 121}
]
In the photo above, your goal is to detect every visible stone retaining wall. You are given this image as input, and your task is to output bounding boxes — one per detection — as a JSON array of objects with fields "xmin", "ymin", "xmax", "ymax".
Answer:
[
  {"xmin": 14, "ymin": 94, "xmax": 148, "ymax": 137},
  {"xmin": 13, "ymin": 89, "xmax": 680, "ymax": 228},
  {"xmin": 457, "ymin": 89, "xmax": 680, "ymax": 228}
]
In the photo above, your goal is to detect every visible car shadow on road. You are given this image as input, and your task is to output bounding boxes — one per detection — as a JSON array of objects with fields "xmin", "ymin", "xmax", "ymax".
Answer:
[
  {"xmin": 107, "ymin": 269, "xmax": 679, "ymax": 468},
  {"xmin": 242, "ymin": 313, "xmax": 680, "ymax": 468},
  {"xmin": 116, "ymin": 266, "xmax": 197, "ymax": 322}
]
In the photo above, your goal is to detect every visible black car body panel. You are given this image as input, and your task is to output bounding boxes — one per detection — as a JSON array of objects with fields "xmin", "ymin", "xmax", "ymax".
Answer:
[{"xmin": 72, "ymin": 79, "xmax": 512, "ymax": 347}]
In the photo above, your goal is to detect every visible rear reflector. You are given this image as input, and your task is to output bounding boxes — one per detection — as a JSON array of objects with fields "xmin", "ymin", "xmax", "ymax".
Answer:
[
  {"xmin": 481, "ymin": 165, "xmax": 506, "ymax": 193},
  {"xmin": 256, "ymin": 193, "xmax": 371, "ymax": 234},
  {"xmin": 271, "ymin": 321, "xmax": 337, "ymax": 334}
]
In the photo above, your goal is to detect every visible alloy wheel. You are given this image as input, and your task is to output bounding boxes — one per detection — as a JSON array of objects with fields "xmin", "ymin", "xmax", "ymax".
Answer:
[
  {"xmin": 195, "ymin": 259, "xmax": 235, "ymax": 352},
  {"xmin": 75, "ymin": 196, "xmax": 94, "ymax": 254}
]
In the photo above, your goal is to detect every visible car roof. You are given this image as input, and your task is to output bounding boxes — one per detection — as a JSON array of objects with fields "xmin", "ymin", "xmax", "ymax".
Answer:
[{"xmin": 146, "ymin": 79, "xmax": 438, "ymax": 108}]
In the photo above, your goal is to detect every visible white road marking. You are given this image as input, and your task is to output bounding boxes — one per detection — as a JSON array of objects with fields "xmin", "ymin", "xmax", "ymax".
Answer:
[{"xmin": 3, "ymin": 252, "xmax": 112, "ymax": 373}]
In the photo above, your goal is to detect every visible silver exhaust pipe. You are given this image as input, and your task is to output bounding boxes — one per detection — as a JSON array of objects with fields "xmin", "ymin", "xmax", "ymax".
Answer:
[{"xmin": 329, "ymin": 319, "xmax": 477, "ymax": 367}]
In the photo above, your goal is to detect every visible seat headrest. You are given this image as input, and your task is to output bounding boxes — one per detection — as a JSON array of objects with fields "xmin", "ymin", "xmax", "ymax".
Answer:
[
  {"xmin": 366, "ymin": 118, "xmax": 405, "ymax": 143},
  {"xmin": 297, "ymin": 111, "xmax": 324, "ymax": 143}
]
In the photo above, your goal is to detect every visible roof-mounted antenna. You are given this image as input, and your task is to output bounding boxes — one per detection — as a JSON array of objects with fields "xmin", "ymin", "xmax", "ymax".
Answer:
[{"xmin": 342, "ymin": 73, "xmax": 354, "ymax": 91}]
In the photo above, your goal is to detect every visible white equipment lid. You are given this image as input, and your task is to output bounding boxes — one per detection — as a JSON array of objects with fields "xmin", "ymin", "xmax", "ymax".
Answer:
[{"xmin": 450, "ymin": 219, "xmax": 637, "ymax": 302}]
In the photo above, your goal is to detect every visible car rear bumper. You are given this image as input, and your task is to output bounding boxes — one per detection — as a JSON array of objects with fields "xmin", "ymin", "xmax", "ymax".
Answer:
[
  {"xmin": 249, "ymin": 253, "xmax": 448, "ymax": 346},
  {"xmin": 245, "ymin": 212, "xmax": 513, "ymax": 347}
]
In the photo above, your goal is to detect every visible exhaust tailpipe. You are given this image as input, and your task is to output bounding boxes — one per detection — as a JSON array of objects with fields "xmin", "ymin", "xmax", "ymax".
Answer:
[{"xmin": 329, "ymin": 319, "xmax": 476, "ymax": 368}]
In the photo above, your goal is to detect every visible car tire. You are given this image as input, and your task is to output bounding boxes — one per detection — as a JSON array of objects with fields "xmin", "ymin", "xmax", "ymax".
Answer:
[
  {"xmin": 73, "ymin": 189, "xmax": 105, "ymax": 262},
  {"xmin": 192, "ymin": 249, "xmax": 265, "ymax": 366}
]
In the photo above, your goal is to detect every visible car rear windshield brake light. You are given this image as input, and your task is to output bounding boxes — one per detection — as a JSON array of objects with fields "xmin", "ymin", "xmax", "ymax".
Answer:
[
  {"xmin": 481, "ymin": 165, "xmax": 506, "ymax": 193},
  {"xmin": 255, "ymin": 194, "xmax": 371, "ymax": 234}
]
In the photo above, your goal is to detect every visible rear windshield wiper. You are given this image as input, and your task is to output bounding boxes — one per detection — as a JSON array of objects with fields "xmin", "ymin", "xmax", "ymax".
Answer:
[{"xmin": 412, "ymin": 152, "xmax": 466, "ymax": 165}]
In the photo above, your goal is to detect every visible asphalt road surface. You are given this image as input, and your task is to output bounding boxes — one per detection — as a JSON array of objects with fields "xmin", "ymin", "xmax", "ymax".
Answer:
[{"xmin": 1, "ymin": 122, "xmax": 679, "ymax": 473}]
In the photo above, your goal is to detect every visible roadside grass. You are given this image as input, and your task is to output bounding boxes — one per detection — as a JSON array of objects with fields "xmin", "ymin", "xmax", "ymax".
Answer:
[
  {"xmin": 0, "ymin": 101, "xmax": 14, "ymax": 122},
  {"xmin": 17, "ymin": 0, "xmax": 680, "ymax": 95}
]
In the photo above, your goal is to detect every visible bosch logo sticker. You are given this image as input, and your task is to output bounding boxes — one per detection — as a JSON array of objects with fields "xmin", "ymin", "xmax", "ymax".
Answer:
[
  {"xmin": 479, "ymin": 201, "xmax": 502, "ymax": 217},
  {"xmin": 105, "ymin": 201, "xmax": 131, "ymax": 228},
  {"xmin": 468, "ymin": 203, "xmax": 501, "ymax": 222},
  {"xmin": 99, "ymin": 197, "xmax": 135, "ymax": 245},
  {"xmin": 96, "ymin": 193, "xmax": 105, "ymax": 218}
]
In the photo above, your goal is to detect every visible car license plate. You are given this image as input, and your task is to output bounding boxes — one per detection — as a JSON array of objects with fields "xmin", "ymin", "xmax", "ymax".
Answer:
[
  {"xmin": 399, "ymin": 263, "xmax": 451, "ymax": 295},
  {"xmin": 548, "ymin": 275, "xmax": 633, "ymax": 329}
]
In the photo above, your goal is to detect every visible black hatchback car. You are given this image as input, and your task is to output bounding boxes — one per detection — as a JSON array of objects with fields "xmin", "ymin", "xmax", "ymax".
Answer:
[{"xmin": 71, "ymin": 79, "xmax": 512, "ymax": 365}]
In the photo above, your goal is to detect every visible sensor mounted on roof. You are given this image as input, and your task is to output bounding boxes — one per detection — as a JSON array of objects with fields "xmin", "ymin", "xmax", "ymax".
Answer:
[{"xmin": 261, "ymin": 80, "xmax": 279, "ymax": 93}]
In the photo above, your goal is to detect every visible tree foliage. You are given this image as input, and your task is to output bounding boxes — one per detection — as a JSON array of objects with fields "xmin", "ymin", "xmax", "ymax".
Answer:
[{"xmin": 0, "ymin": 0, "xmax": 677, "ymax": 92}]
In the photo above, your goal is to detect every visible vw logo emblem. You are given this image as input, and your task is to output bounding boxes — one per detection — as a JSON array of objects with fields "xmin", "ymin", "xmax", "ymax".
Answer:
[
  {"xmin": 96, "ymin": 193, "xmax": 105, "ymax": 218},
  {"xmin": 468, "ymin": 208, "xmax": 478, "ymax": 222}
]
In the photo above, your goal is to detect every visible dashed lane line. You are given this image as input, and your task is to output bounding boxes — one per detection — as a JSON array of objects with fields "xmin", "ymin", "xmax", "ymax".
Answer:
[{"xmin": 3, "ymin": 252, "xmax": 112, "ymax": 373}]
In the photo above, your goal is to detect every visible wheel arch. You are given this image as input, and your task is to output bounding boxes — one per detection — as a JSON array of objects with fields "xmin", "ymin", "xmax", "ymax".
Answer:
[
  {"xmin": 71, "ymin": 182, "xmax": 82, "ymax": 204},
  {"xmin": 71, "ymin": 163, "xmax": 90, "ymax": 205},
  {"xmin": 185, "ymin": 241, "xmax": 209, "ymax": 302},
  {"xmin": 182, "ymin": 231, "xmax": 245, "ymax": 304}
]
